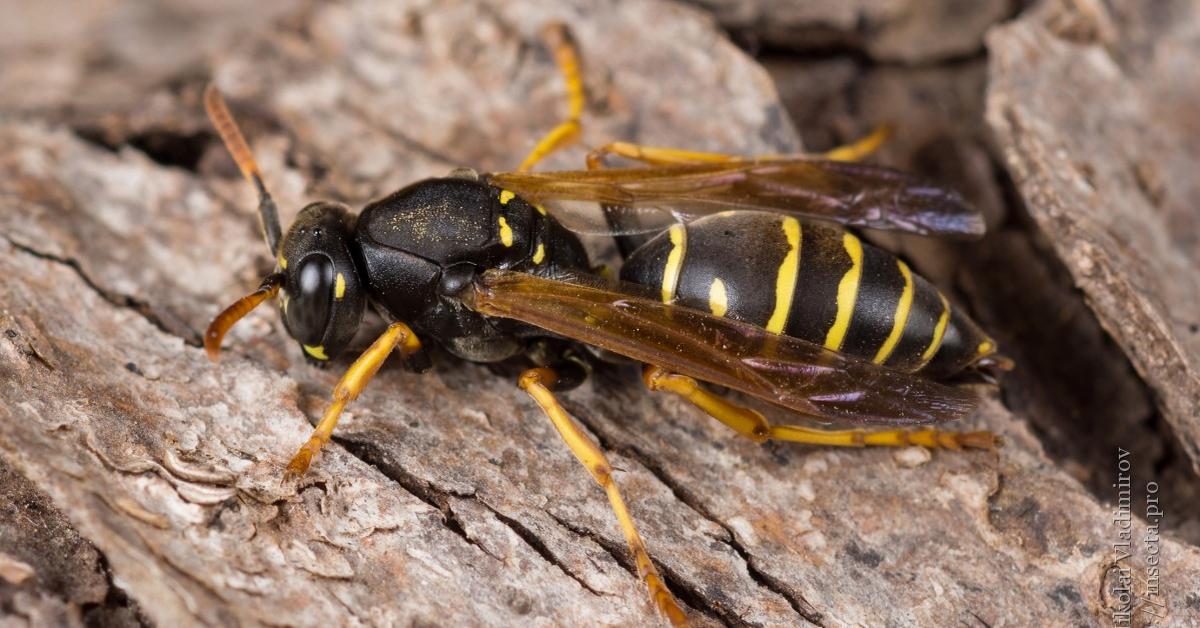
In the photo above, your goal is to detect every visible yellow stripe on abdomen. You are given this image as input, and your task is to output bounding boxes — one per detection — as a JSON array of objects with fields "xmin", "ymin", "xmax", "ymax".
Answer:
[
  {"xmin": 765, "ymin": 218, "xmax": 801, "ymax": 334},
  {"xmin": 918, "ymin": 293, "xmax": 951, "ymax": 367},
  {"xmin": 823, "ymin": 232, "xmax": 863, "ymax": 350},
  {"xmin": 708, "ymin": 278, "xmax": 728, "ymax": 316},
  {"xmin": 661, "ymin": 224, "xmax": 687, "ymax": 303},
  {"xmin": 873, "ymin": 260, "xmax": 913, "ymax": 364}
]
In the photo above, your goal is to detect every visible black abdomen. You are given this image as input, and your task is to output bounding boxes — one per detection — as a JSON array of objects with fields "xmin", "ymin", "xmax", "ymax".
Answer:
[{"xmin": 620, "ymin": 211, "xmax": 995, "ymax": 378}]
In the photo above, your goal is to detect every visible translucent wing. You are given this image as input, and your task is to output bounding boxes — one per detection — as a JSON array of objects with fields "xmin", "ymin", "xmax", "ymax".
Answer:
[
  {"xmin": 488, "ymin": 159, "xmax": 985, "ymax": 238},
  {"xmin": 468, "ymin": 269, "xmax": 979, "ymax": 425}
]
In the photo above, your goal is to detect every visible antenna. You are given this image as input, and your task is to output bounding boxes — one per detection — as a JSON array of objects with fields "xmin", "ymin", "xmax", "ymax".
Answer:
[{"xmin": 204, "ymin": 85, "xmax": 283, "ymax": 254}]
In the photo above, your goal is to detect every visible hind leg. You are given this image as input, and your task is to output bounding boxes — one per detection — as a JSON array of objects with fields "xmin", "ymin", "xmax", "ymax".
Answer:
[
  {"xmin": 584, "ymin": 124, "xmax": 893, "ymax": 169},
  {"xmin": 643, "ymin": 365, "xmax": 997, "ymax": 450},
  {"xmin": 516, "ymin": 23, "xmax": 586, "ymax": 172}
]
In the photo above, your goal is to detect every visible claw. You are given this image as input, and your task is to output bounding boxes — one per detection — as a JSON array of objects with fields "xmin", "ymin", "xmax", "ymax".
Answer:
[
  {"xmin": 958, "ymin": 430, "xmax": 1000, "ymax": 451},
  {"xmin": 284, "ymin": 438, "xmax": 321, "ymax": 481}
]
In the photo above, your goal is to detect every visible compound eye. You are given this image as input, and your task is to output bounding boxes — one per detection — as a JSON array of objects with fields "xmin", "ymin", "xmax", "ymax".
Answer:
[{"xmin": 290, "ymin": 255, "xmax": 334, "ymax": 345}]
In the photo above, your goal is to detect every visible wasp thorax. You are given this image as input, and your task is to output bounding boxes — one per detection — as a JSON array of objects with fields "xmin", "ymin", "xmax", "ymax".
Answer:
[{"xmin": 278, "ymin": 201, "xmax": 366, "ymax": 363}]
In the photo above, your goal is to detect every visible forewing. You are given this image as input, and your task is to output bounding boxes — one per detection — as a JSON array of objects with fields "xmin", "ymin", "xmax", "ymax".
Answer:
[
  {"xmin": 468, "ymin": 269, "xmax": 978, "ymax": 425},
  {"xmin": 488, "ymin": 159, "xmax": 985, "ymax": 238}
]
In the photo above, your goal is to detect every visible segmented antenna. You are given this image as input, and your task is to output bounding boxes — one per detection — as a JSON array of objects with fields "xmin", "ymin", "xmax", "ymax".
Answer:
[
  {"xmin": 204, "ymin": 85, "xmax": 283, "ymax": 254},
  {"xmin": 204, "ymin": 273, "xmax": 284, "ymax": 361}
]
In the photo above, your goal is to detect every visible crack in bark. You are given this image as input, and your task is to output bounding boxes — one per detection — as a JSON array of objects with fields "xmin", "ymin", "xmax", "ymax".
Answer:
[
  {"xmin": 331, "ymin": 437, "xmax": 498, "ymax": 559},
  {"xmin": 566, "ymin": 401, "xmax": 825, "ymax": 626},
  {"xmin": 723, "ymin": 0, "xmax": 1022, "ymax": 68},
  {"xmin": 335, "ymin": 436, "xmax": 614, "ymax": 599},
  {"xmin": 622, "ymin": 439, "xmax": 824, "ymax": 626},
  {"xmin": 6, "ymin": 237, "xmax": 202, "ymax": 348},
  {"xmin": 330, "ymin": 397, "xmax": 780, "ymax": 623},
  {"xmin": 477, "ymin": 501, "xmax": 606, "ymax": 598},
  {"xmin": 0, "ymin": 455, "xmax": 150, "ymax": 626},
  {"xmin": 72, "ymin": 125, "xmax": 213, "ymax": 173},
  {"xmin": 545, "ymin": 510, "xmax": 729, "ymax": 627},
  {"xmin": 82, "ymin": 544, "xmax": 153, "ymax": 627}
]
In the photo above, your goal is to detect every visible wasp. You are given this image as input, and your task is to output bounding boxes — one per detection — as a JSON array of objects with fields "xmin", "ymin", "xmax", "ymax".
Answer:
[{"xmin": 202, "ymin": 24, "xmax": 1009, "ymax": 626}]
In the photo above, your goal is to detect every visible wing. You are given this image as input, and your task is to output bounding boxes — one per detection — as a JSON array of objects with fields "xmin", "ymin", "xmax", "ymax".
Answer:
[
  {"xmin": 467, "ymin": 269, "xmax": 979, "ymax": 425},
  {"xmin": 488, "ymin": 159, "xmax": 984, "ymax": 238}
]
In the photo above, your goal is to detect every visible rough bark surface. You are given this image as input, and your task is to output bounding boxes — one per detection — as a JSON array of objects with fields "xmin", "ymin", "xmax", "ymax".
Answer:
[
  {"xmin": 987, "ymin": 0, "xmax": 1200, "ymax": 474},
  {"xmin": 765, "ymin": 10, "xmax": 1200, "ymax": 545},
  {"xmin": 0, "ymin": 457, "xmax": 147, "ymax": 627},
  {"xmin": 2, "ymin": 1, "xmax": 1199, "ymax": 627}
]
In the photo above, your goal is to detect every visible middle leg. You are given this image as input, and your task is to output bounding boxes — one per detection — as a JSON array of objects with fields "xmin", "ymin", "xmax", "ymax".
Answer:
[{"xmin": 518, "ymin": 366, "xmax": 688, "ymax": 627}]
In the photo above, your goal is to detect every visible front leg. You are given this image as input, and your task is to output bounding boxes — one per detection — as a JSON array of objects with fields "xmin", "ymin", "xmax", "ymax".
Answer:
[{"xmin": 285, "ymin": 321, "xmax": 422, "ymax": 479}]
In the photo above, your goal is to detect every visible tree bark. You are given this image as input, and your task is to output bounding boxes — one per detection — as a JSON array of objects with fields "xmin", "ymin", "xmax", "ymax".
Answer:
[{"xmin": 1, "ymin": 1, "xmax": 1198, "ymax": 626}]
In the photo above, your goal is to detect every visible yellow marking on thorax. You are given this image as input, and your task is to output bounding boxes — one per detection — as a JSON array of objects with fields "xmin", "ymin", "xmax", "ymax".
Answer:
[
  {"xmin": 766, "ymin": 218, "xmax": 801, "ymax": 334},
  {"xmin": 278, "ymin": 255, "xmax": 287, "ymax": 270},
  {"xmin": 918, "ymin": 293, "xmax": 951, "ymax": 367},
  {"xmin": 534, "ymin": 203, "xmax": 547, "ymax": 216},
  {"xmin": 661, "ymin": 224, "xmax": 686, "ymax": 303},
  {"xmin": 824, "ymin": 232, "xmax": 863, "ymax": 350},
  {"xmin": 499, "ymin": 190, "xmax": 515, "ymax": 205},
  {"xmin": 334, "ymin": 273, "xmax": 346, "ymax": 300},
  {"xmin": 532, "ymin": 243, "xmax": 546, "ymax": 264},
  {"xmin": 498, "ymin": 216, "xmax": 514, "ymax": 247},
  {"xmin": 708, "ymin": 278, "xmax": 728, "ymax": 317},
  {"xmin": 977, "ymin": 340, "xmax": 995, "ymax": 356},
  {"xmin": 303, "ymin": 344, "xmax": 329, "ymax": 360},
  {"xmin": 873, "ymin": 261, "xmax": 914, "ymax": 364}
]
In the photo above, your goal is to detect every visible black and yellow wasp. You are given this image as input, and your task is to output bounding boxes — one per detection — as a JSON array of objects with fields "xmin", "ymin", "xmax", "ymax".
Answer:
[{"xmin": 202, "ymin": 24, "xmax": 1008, "ymax": 626}]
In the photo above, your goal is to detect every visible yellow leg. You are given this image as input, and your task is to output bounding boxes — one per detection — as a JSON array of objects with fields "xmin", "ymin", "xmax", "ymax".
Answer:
[
  {"xmin": 818, "ymin": 123, "xmax": 892, "ymax": 162},
  {"xmin": 584, "ymin": 124, "xmax": 894, "ymax": 169},
  {"xmin": 519, "ymin": 368, "xmax": 688, "ymax": 627},
  {"xmin": 517, "ymin": 23, "xmax": 586, "ymax": 172},
  {"xmin": 284, "ymin": 322, "xmax": 422, "ymax": 479},
  {"xmin": 643, "ymin": 365, "xmax": 997, "ymax": 450},
  {"xmin": 585, "ymin": 142, "xmax": 740, "ymax": 169}
]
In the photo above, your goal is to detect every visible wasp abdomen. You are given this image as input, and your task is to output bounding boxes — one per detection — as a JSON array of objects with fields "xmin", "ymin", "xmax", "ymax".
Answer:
[{"xmin": 620, "ymin": 211, "xmax": 995, "ymax": 377}]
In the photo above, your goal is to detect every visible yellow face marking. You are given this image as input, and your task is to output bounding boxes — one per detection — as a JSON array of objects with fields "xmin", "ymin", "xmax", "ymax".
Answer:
[
  {"xmin": 280, "ymin": 292, "xmax": 289, "ymax": 314},
  {"xmin": 661, "ymin": 224, "xmax": 687, "ymax": 303},
  {"xmin": 334, "ymin": 273, "xmax": 346, "ymax": 300},
  {"xmin": 303, "ymin": 344, "xmax": 329, "ymax": 360},
  {"xmin": 498, "ymin": 217, "xmax": 514, "ymax": 247},
  {"xmin": 708, "ymin": 278, "xmax": 728, "ymax": 317},
  {"xmin": 919, "ymin": 293, "xmax": 952, "ymax": 367},
  {"xmin": 499, "ymin": 190, "xmax": 515, "ymax": 205},
  {"xmin": 534, "ymin": 203, "xmax": 547, "ymax": 216},
  {"xmin": 765, "ymin": 218, "xmax": 801, "ymax": 334},
  {"xmin": 824, "ymin": 232, "xmax": 863, "ymax": 350},
  {"xmin": 532, "ymin": 243, "xmax": 546, "ymax": 265},
  {"xmin": 278, "ymin": 255, "xmax": 287, "ymax": 270},
  {"xmin": 873, "ymin": 261, "xmax": 914, "ymax": 364}
]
